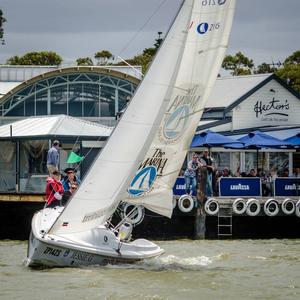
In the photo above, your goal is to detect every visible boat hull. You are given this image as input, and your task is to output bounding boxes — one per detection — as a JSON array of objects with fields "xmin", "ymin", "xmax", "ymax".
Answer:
[{"xmin": 25, "ymin": 209, "xmax": 164, "ymax": 268}]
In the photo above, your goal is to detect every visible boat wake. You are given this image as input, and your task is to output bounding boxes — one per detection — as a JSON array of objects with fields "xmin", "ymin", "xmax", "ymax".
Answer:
[{"xmin": 104, "ymin": 254, "xmax": 226, "ymax": 271}]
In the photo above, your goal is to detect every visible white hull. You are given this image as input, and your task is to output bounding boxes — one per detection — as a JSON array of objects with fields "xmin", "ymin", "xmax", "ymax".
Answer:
[{"xmin": 25, "ymin": 208, "xmax": 164, "ymax": 268}]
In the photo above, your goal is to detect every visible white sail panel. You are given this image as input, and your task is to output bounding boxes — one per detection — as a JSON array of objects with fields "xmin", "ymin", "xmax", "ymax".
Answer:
[
  {"xmin": 50, "ymin": 1, "xmax": 194, "ymax": 235},
  {"xmin": 124, "ymin": 0, "xmax": 236, "ymax": 217}
]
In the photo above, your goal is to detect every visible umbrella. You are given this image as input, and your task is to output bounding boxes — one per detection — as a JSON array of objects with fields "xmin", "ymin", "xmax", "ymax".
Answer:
[
  {"xmin": 284, "ymin": 133, "xmax": 300, "ymax": 147},
  {"xmin": 191, "ymin": 130, "xmax": 242, "ymax": 148},
  {"xmin": 237, "ymin": 131, "xmax": 291, "ymax": 148}
]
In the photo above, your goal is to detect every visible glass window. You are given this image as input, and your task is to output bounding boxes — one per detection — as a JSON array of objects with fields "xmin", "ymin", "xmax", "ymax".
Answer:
[
  {"xmin": 83, "ymin": 83, "xmax": 100, "ymax": 117},
  {"xmin": 51, "ymin": 85, "xmax": 67, "ymax": 115},
  {"xmin": 68, "ymin": 83, "xmax": 83, "ymax": 116},
  {"xmin": 0, "ymin": 141, "xmax": 16, "ymax": 192},
  {"xmin": 269, "ymin": 152, "xmax": 289, "ymax": 177},
  {"xmin": 36, "ymin": 90, "xmax": 48, "ymax": 115},
  {"xmin": 19, "ymin": 140, "xmax": 48, "ymax": 193}
]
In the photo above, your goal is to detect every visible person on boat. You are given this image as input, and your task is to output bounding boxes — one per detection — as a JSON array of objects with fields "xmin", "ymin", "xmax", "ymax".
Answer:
[
  {"xmin": 200, "ymin": 149, "xmax": 214, "ymax": 197},
  {"xmin": 61, "ymin": 183, "xmax": 78, "ymax": 205},
  {"xmin": 184, "ymin": 154, "xmax": 201, "ymax": 195},
  {"xmin": 61, "ymin": 167, "xmax": 81, "ymax": 191},
  {"xmin": 45, "ymin": 170, "xmax": 64, "ymax": 207},
  {"xmin": 47, "ymin": 140, "xmax": 60, "ymax": 176}
]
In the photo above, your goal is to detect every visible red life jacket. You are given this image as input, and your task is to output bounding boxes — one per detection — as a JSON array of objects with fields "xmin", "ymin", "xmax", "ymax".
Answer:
[{"xmin": 45, "ymin": 177, "xmax": 64, "ymax": 205}]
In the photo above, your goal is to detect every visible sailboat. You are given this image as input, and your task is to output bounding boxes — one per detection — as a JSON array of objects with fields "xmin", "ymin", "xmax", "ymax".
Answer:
[{"xmin": 26, "ymin": 0, "xmax": 236, "ymax": 268}]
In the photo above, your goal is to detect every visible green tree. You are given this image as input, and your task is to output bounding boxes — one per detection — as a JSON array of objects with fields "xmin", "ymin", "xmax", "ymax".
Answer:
[
  {"xmin": 94, "ymin": 50, "xmax": 113, "ymax": 65},
  {"xmin": 6, "ymin": 51, "xmax": 62, "ymax": 65},
  {"xmin": 0, "ymin": 9, "xmax": 6, "ymax": 45},
  {"xmin": 114, "ymin": 32, "xmax": 164, "ymax": 74},
  {"xmin": 276, "ymin": 50, "xmax": 300, "ymax": 93},
  {"xmin": 284, "ymin": 50, "xmax": 300, "ymax": 65},
  {"xmin": 222, "ymin": 51, "xmax": 254, "ymax": 76},
  {"xmin": 76, "ymin": 57, "xmax": 93, "ymax": 66},
  {"xmin": 254, "ymin": 63, "xmax": 277, "ymax": 74}
]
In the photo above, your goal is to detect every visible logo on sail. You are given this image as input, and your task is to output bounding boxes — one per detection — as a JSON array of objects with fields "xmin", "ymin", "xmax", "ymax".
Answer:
[
  {"xmin": 197, "ymin": 23, "xmax": 209, "ymax": 35},
  {"xmin": 163, "ymin": 105, "xmax": 189, "ymax": 139},
  {"xmin": 128, "ymin": 166, "xmax": 157, "ymax": 197},
  {"xmin": 218, "ymin": 0, "xmax": 227, "ymax": 5}
]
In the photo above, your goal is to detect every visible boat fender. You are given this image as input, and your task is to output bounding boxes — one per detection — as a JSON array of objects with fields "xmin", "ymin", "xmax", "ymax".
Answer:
[
  {"xmin": 296, "ymin": 200, "xmax": 300, "ymax": 218},
  {"xmin": 122, "ymin": 203, "xmax": 145, "ymax": 225},
  {"xmin": 281, "ymin": 198, "xmax": 295, "ymax": 215},
  {"xmin": 232, "ymin": 198, "xmax": 247, "ymax": 215},
  {"xmin": 246, "ymin": 198, "xmax": 260, "ymax": 216},
  {"xmin": 178, "ymin": 195, "xmax": 194, "ymax": 213},
  {"xmin": 263, "ymin": 198, "xmax": 279, "ymax": 217},
  {"xmin": 204, "ymin": 198, "xmax": 219, "ymax": 216}
]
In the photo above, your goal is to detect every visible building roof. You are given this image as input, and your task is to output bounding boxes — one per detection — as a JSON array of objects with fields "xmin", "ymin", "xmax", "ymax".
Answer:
[
  {"xmin": 0, "ymin": 115, "xmax": 112, "ymax": 140},
  {"xmin": 0, "ymin": 82, "xmax": 20, "ymax": 98},
  {"xmin": 206, "ymin": 74, "xmax": 272, "ymax": 109}
]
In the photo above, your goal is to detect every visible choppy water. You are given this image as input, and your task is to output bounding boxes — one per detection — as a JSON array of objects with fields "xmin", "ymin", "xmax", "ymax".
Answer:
[{"xmin": 0, "ymin": 239, "xmax": 299, "ymax": 300}]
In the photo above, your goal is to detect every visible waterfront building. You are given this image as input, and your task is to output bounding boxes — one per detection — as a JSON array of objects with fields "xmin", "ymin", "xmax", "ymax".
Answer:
[{"xmin": 0, "ymin": 66, "xmax": 299, "ymax": 194}]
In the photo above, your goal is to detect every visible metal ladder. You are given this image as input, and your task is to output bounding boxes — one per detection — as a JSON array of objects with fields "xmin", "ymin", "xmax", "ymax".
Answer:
[{"xmin": 217, "ymin": 204, "xmax": 233, "ymax": 239}]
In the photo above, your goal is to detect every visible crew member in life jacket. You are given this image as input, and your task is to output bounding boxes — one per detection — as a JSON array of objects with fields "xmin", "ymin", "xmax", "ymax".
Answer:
[
  {"xmin": 45, "ymin": 170, "xmax": 64, "ymax": 207},
  {"xmin": 61, "ymin": 168, "xmax": 81, "ymax": 191}
]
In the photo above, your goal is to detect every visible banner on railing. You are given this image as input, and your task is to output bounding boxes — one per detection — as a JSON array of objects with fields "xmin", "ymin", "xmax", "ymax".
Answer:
[
  {"xmin": 274, "ymin": 177, "xmax": 300, "ymax": 196},
  {"xmin": 219, "ymin": 177, "xmax": 261, "ymax": 197}
]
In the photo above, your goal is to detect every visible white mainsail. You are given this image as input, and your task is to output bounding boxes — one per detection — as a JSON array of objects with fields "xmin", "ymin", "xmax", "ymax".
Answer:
[
  {"xmin": 124, "ymin": 0, "xmax": 236, "ymax": 217},
  {"xmin": 49, "ymin": 1, "xmax": 193, "ymax": 235}
]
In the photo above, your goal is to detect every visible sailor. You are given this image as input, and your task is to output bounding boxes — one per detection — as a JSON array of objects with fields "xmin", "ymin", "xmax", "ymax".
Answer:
[
  {"xmin": 47, "ymin": 140, "xmax": 60, "ymax": 176},
  {"xmin": 45, "ymin": 171, "xmax": 64, "ymax": 207},
  {"xmin": 61, "ymin": 168, "xmax": 81, "ymax": 192}
]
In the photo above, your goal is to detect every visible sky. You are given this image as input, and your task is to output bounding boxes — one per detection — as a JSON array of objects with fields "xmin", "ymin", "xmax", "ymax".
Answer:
[{"xmin": 0, "ymin": 0, "xmax": 299, "ymax": 67}]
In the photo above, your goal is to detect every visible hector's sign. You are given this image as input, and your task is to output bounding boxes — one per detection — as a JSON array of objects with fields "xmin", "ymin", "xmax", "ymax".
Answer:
[{"xmin": 254, "ymin": 98, "xmax": 289, "ymax": 118}]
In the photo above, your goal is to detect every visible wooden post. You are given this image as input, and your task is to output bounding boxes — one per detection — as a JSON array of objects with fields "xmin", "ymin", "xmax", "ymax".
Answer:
[{"xmin": 194, "ymin": 167, "xmax": 207, "ymax": 239}]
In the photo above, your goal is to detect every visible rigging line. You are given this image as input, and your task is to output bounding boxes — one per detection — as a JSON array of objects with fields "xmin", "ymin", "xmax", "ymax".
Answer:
[{"xmin": 117, "ymin": 0, "xmax": 168, "ymax": 57}]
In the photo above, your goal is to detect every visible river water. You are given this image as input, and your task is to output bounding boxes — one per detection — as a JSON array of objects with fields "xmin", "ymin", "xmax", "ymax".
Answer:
[{"xmin": 0, "ymin": 239, "xmax": 299, "ymax": 300}]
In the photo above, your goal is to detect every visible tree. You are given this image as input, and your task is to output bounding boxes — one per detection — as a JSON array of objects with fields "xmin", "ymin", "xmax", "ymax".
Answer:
[
  {"xmin": 6, "ymin": 51, "xmax": 63, "ymax": 65},
  {"xmin": 114, "ymin": 32, "xmax": 164, "ymax": 74},
  {"xmin": 0, "ymin": 9, "xmax": 6, "ymax": 45},
  {"xmin": 254, "ymin": 63, "xmax": 277, "ymax": 74},
  {"xmin": 284, "ymin": 50, "xmax": 300, "ymax": 65},
  {"xmin": 276, "ymin": 50, "xmax": 300, "ymax": 93},
  {"xmin": 222, "ymin": 51, "xmax": 254, "ymax": 76},
  {"xmin": 76, "ymin": 57, "xmax": 93, "ymax": 66},
  {"xmin": 94, "ymin": 50, "xmax": 113, "ymax": 65}
]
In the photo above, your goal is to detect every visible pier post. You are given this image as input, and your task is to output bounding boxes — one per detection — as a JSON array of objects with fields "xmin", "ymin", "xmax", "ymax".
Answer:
[{"xmin": 194, "ymin": 204, "xmax": 206, "ymax": 239}]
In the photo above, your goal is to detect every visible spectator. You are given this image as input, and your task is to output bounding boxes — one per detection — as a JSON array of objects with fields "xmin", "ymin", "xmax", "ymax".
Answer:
[
  {"xmin": 247, "ymin": 169, "xmax": 257, "ymax": 177},
  {"xmin": 293, "ymin": 167, "xmax": 300, "ymax": 178},
  {"xmin": 47, "ymin": 140, "xmax": 60, "ymax": 176},
  {"xmin": 200, "ymin": 149, "xmax": 214, "ymax": 197},
  {"xmin": 282, "ymin": 168, "xmax": 289, "ymax": 177},
  {"xmin": 184, "ymin": 154, "xmax": 201, "ymax": 195}
]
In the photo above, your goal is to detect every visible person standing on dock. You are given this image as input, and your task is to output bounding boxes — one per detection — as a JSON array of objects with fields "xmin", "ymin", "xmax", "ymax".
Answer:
[
  {"xmin": 47, "ymin": 140, "xmax": 60, "ymax": 175},
  {"xmin": 200, "ymin": 149, "xmax": 214, "ymax": 197},
  {"xmin": 184, "ymin": 154, "xmax": 201, "ymax": 195}
]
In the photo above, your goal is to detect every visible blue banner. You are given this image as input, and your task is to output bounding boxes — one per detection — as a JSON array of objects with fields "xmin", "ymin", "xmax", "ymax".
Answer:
[
  {"xmin": 173, "ymin": 177, "xmax": 196, "ymax": 196},
  {"xmin": 274, "ymin": 177, "xmax": 300, "ymax": 196},
  {"xmin": 219, "ymin": 177, "xmax": 261, "ymax": 197}
]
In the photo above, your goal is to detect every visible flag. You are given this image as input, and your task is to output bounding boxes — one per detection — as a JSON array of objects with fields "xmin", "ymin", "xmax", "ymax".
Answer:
[{"xmin": 67, "ymin": 152, "xmax": 84, "ymax": 164}]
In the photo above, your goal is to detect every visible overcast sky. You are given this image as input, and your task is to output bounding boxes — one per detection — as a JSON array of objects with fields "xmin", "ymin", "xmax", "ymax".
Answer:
[{"xmin": 0, "ymin": 0, "xmax": 299, "ymax": 66}]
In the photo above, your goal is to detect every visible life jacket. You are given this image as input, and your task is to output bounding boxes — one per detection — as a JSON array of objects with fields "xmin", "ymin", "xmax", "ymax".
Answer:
[{"xmin": 45, "ymin": 177, "xmax": 64, "ymax": 205}]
